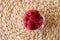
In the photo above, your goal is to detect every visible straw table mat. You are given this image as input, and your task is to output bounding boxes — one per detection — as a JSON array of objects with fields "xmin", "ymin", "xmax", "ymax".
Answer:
[{"xmin": 0, "ymin": 0, "xmax": 60, "ymax": 40}]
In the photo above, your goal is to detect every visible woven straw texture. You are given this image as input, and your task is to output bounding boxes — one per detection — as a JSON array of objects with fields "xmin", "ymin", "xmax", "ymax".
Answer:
[{"xmin": 0, "ymin": 0, "xmax": 60, "ymax": 40}]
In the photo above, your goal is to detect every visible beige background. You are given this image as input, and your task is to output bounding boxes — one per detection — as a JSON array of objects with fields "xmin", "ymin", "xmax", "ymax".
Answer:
[{"xmin": 0, "ymin": 0, "xmax": 60, "ymax": 40}]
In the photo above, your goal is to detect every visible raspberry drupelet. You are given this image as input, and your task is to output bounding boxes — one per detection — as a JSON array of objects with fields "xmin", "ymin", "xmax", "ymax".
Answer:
[{"xmin": 23, "ymin": 10, "xmax": 44, "ymax": 30}]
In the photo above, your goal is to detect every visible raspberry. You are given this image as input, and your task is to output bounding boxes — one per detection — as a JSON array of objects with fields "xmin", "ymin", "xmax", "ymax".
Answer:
[{"xmin": 23, "ymin": 10, "xmax": 43, "ymax": 30}]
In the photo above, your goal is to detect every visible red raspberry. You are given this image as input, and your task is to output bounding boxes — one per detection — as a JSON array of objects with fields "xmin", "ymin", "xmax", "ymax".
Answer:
[{"xmin": 23, "ymin": 10, "xmax": 43, "ymax": 30}]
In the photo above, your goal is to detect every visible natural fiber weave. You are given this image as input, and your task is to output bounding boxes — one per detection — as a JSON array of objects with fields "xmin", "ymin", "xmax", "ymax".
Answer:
[{"xmin": 0, "ymin": 0, "xmax": 60, "ymax": 40}]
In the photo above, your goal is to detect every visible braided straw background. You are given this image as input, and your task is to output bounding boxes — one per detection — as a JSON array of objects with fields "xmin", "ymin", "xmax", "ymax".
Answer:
[{"xmin": 0, "ymin": 0, "xmax": 60, "ymax": 40}]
